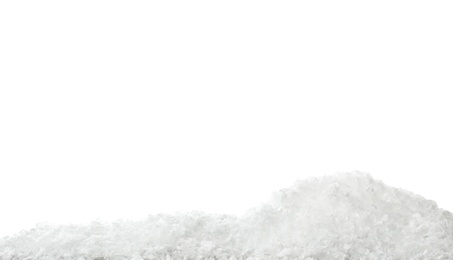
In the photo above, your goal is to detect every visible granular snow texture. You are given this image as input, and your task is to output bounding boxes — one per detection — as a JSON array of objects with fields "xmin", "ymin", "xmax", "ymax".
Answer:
[{"xmin": 1, "ymin": 172, "xmax": 453, "ymax": 259}]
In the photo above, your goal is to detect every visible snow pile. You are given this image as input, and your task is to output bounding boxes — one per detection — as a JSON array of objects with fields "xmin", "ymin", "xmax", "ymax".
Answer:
[
  {"xmin": 1, "ymin": 172, "xmax": 452, "ymax": 259},
  {"xmin": 241, "ymin": 173, "xmax": 453, "ymax": 259}
]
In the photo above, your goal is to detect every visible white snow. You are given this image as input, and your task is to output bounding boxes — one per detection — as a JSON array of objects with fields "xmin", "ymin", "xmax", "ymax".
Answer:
[{"xmin": 1, "ymin": 172, "xmax": 452, "ymax": 259}]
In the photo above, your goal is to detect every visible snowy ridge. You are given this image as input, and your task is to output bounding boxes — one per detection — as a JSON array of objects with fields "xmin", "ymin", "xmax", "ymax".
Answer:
[{"xmin": 1, "ymin": 172, "xmax": 453, "ymax": 259}]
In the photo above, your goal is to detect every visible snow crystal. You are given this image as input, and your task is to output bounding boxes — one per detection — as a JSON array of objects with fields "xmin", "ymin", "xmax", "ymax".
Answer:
[{"xmin": 1, "ymin": 172, "xmax": 452, "ymax": 259}]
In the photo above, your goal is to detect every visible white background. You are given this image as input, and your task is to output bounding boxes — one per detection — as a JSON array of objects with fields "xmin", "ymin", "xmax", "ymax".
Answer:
[{"xmin": 1, "ymin": 1, "xmax": 452, "ymax": 238}]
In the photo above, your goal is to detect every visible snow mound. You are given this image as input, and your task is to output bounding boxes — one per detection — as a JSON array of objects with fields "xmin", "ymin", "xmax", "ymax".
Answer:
[{"xmin": 1, "ymin": 172, "xmax": 452, "ymax": 259}]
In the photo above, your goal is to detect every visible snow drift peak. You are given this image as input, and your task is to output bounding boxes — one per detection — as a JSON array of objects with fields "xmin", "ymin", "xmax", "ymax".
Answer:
[
  {"xmin": 266, "ymin": 171, "xmax": 426, "ymax": 213},
  {"xmin": 241, "ymin": 172, "xmax": 453, "ymax": 258}
]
